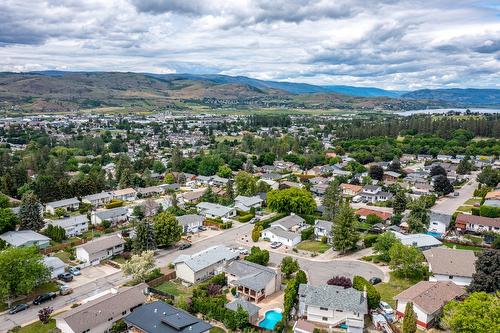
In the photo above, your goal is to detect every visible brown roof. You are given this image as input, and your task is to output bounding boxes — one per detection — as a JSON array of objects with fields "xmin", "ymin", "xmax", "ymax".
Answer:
[
  {"xmin": 394, "ymin": 281, "xmax": 465, "ymax": 315},
  {"xmin": 56, "ymin": 283, "xmax": 147, "ymax": 332},
  {"xmin": 79, "ymin": 235, "xmax": 125, "ymax": 255},
  {"xmin": 355, "ymin": 208, "xmax": 392, "ymax": 220},
  {"xmin": 294, "ymin": 319, "xmax": 316, "ymax": 333},
  {"xmin": 456, "ymin": 214, "xmax": 500, "ymax": 228},
  {"xmin": 340, "ymin": 183, "xmax": 363, "ymax": 193},
  {"xmin": 182, "ymin": 190, "xmax": 206, "ymax": 201},
  {"xmin": 113, "ymin": 187, "xmax": 137, "ymax": 196},
  {"xmin": 485, "ymin": 190, "xmax": 500, "ymax": 199},
  {"xmin": 423, "ymin": 247, "xmax": 476, "ymax": 277}
]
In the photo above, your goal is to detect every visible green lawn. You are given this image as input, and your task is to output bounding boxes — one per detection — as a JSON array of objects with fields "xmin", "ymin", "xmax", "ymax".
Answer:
[
  {"xmin": 375, "ymin": 273, "xmax": 421, "ymax": 308},
  {"xmin": 111, "ymin": 255, "xmax": 128, "ymax": 265},
  {"xmin": 53, "ymin": 251, "xmax": 71, "ymax": 263},
  {"xmin": 443, "ymin": 241, "xmax": 485, "ymax": 252},
  {"xmin": 11, "ymin": 319, "xmax": 57, "ymax": 333},
  {"xmin": 155, "ymin": 281, "xmax": 192, "ymax": 298},
  {"xmin": 296, "ymin": 240, "xmax": 332, "ymax": 253},
  {"xmin": 464, "ymin": 198, "xmax": 481, "ymax": 205},
  {"xmin": 456, "ymin": 206, "xmax": 473, "ymax": 213},
  {"xmin": 210, "ymin": 327, "xmax": 226, "ymax": 333}
]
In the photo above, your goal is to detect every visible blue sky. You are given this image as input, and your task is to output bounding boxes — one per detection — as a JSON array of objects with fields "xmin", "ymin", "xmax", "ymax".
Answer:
[{"xmin": 0, "ymin": 0, "xmax": 499, "ymax": 90}]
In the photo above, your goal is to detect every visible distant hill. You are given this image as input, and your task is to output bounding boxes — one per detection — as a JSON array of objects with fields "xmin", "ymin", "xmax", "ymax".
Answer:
[{"xmin": 402, "ymin": 88, "xmax": 500, "ymax": 107}]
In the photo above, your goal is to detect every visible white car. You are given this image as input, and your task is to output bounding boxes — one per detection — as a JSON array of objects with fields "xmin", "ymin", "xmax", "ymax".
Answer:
[
  {"xmin": 379, "ymin": 301, "xmax": 394, "ymax": 322},
  {"xmin": 238, "ymin": 247, "xmax": 249, "ymax": 255}
]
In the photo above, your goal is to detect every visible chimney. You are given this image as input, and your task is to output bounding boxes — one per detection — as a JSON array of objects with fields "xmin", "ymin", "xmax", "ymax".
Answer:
[{"xmin": 362, "ymin": 286, "xmax": 367, "ymax": 302}]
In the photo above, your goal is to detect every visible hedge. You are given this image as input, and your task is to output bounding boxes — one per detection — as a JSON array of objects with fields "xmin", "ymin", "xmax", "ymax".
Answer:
[
  {"xmin": 353, "ymin": 275, "xmax": 380, "ymax": 309},
  {"xmin": 301, "ymin": 227, "xmax": 314, "ymax": 241},
  {"xmin": 237, "ymin": 214, "xmax": 254, "ymax": 222},
  {"xmin": 480, "ymin": 205, "xmax": 500, "ymax": 218},
  {"xmin": 105, "ymin": 199, "xmax": 124, "ymax": 209},
  {"xmin": 257, "ymin": 212, "xmax": 287, "ymax": 229}
]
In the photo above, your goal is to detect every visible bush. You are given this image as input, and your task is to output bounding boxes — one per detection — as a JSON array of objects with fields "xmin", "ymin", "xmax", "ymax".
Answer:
[
  {"xmin": 301, "ymin": 226, "xmax": 314, "ymax": 241},
  {"xmin": 363, "ymin": 234, "xmax": 379, "ymax": 248},
  {"xmin": 321, "ymin": 236, "xmax": 328, "ymax": 244},
  {"xmin": 471, "ymin": 207, "xmax": 480, "ymax": 216},
  {"xmin": 105, "ymin": 199, "xmax": 124, "ymax": 209},
  {"xmin": 144, "ymin": 268, "xmax": 162, "ymax": 282},
  {"xmin": 352, "ymin": 276, "xmax": 380, "ymax": 309},
  {"xmin": 237, "ymin": 214, "xmax": 254, "ymax": 222},
  {"xmin": 480, "ymin": 205, "xmax": 500, "ymax": 218},
  {"xmin": 366, "ymin": 214, "xmax": 384, "ymax": 225},
  {"xmin": 110, "ymin": 319, "xmax": 127, "ymax": 333},
  {"xmin": 220, "ymin": 222, "xmax": 232, "ymax": 229}
]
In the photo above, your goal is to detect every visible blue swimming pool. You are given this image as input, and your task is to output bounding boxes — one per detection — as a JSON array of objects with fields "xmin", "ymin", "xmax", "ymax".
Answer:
[
  {"xmin": 259, "ymin": 309, "xmax": 283, "ymax": 330},
  {"xmin": 426, "ymin": 231, "xmax": 443, "ymax": 238}
]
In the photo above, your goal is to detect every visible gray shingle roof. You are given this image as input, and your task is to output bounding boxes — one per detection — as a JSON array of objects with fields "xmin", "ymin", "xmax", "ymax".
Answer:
[
  {"xmin": 225, "ymin": 299, "xmax": 260, "ymax": 317},
  {"xmin": 46, "ymin": 197, "xmax": 79, "ymax": 208},
  {"xmin": 315, "ymin": 219, "xmax": 334, "ymax": 231},
  {"xmin": 173, "ymin": 245, "xmax": 238, "ymax": 272},
  {"xmin": 78, "ymin": 235, "xmax": 125, "ymax": 255},
  {"xmin": 225, "ymin": 260, "xmax": 277, "ymax": 291},
  {"xmin": 82, "ymin": 192, "xmax": 112, "ymax": 201},
  {"xmin": 0, "ymin": 230, "xmax": 50, "ymax": 247},
  {"xmin": 391, "ymin": 231, "xmax": 442, "ymax": 248},
  {"xmin": 423, "ymin": 247, "xmax": 476, "ymax": 277},
  {"xmin": 95, "ymin": 207, "xmax": 128, "ymax": 220},
  {"xmin": 298, "ymin": 284, "xmax": 368, "ymax": 314},
  {"xmin": 49, "ymin": 215, "xmax": 88, "ymax": 228},
  {"xmin": 272, "ymin": 214, "xmax": 305, "ymax": 230},
  {"xmin": 429, "ymin": 211, "xmax": 452, "ymax": 226},
  {"xmin": 124, "ymin": 301, "xmax": 211, "ymax": 333},
  {"xmin": 234, "ymin": 195, "xmax": 263, "ymax": 207},
  {"xmin": 176, "ymin": 214, "xmax": 204, "ymax": 227},
  {"xmin": 265, "ymin": 226, "xmax": 301, "ymax": 241}
]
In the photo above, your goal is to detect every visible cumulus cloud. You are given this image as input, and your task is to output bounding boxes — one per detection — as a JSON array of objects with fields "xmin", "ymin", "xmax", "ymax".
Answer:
[{"xmin": 0, "ymin": 0, "xmax": 498, "ymax": 89}]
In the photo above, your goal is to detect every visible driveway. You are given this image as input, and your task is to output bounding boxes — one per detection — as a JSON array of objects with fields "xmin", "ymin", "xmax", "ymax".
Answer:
[{"xmin": 66, "ymin": 265, "xmax": 121, "ymax": 288}]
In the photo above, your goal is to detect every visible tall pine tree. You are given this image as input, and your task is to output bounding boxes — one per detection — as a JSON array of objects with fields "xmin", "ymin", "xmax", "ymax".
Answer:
[
  {"xmin": 19, "ymin": 192, "xmax": 44, "ymax": 231},
  {"xmin": 332, "ymin": 202, "xmax": 359, "ymax": 253},
  {"xmin": 322, "ymin": 181, "xmax": 341, "ymax": 221},
  {"xmin": 133, "ymin": 220, "xmax": 156, "ymax": 253},
  {"xmin": 402, "ymin": 302, "xmax": 417, "ymax": 333}
]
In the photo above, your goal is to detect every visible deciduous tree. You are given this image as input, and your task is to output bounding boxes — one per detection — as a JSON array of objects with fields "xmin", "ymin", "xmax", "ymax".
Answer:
[
  {"xmin": 122, "ymin": 250, "xmax": 156, "ymax": 283},
  {"xmin": 267, "ymin": 188, "xmax": 316, "ymax": 215},
  {"xmin": 153, "ymin": 212, "xmax": 183, "ymax": 248},
  {"xmin": 280, "ymin": 257, "xmax": 299, "ymax": 278},
  {"xmin": 374, "ymin": 231, "xmax": 400, "ymax": 262},
  {"xmin": 389, "ymin": 242, "xmax": 425, "ymax": 279}
]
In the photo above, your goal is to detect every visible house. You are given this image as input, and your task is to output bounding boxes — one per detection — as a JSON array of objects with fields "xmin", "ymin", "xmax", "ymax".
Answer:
[
  {"xmin": 428, "ymin": 211, "xmax": 452, "ymax": 234},
  {"xmin": 383, "ymin": 171, "xmax": 401, "ymax": 183},
  {"xmin": 340, "ymin": 183, "xmax": 363, "ymax": 197},
  {"xmin": 224, "ymin": 260, "xmax": 281, "ymax": 303},
  {"xmin": 0, "ymin": 230, "xmax": 50, "ymax": 248},
  {"xmin": 271, "ymin": 214, "xmax": 305, "ymax": 231},
  {"xmin": 279, "ymin": 181, "xmax": 304, "ymax": 190},
  {"xmin": 293, "ymin": 320, "xmax": 316, "ymax": 333},
  {"xmin": 196, "ymin": 202, "xmax": 236, "ymax": 219},
  {"xmin": 354, "ymin": 208, "xmax": 392, "ymax": 222},
  {"xmin": 455, "ymin": 214, "xmax": 500, "ymax": 234},
  {"xmin": 298, "ymin": 284, "xmax": 368, "ymax": 332},
  {"xmin": 226, "ymin": 299, "xmax": 261, "ymax": 325},
  {"xmin": 423, "ymin": 247, "xmax": 476, "ymax": 286},
  {"xmin": 360, "ymin": 185, "xmax": 393, "ymax": 203},
  {"xmin": 172, "ymin": 245, "xmax": 239, "ymax": 285},
  {"xmin": 124, "ymin": 300, "xmax": 212, "ymax": 333},
  {"xmin": 137, "ymin": 186, "xmax": 163, "ymax": 198},
  {"xmin": 311, "ymin": 183, "xmax": 329, "ymax": 196},
  {"xmin": 391, "ymin": 231, "xmax": 442, "ymax": 250},
  {"xmin": 43, "ymin": 256, "xmax": 68, "ymax": 279},
  {"xmin": 234, "ymin": 195, "xmax": 263, "ymax": 212},
  {"xmin": 81, "ymin": 192, "xmax": 113, "ymax": 207},
  {"xmin": 314, "ymin": 219, "xmax": 333, "ymax": 243},
  {"xmin": 48, "ymin": 215, "xmax": 89, "ymax": 237},
  {"xmin": 261, "ymin": 214, "xmax": 305, "ymax": 247},
  {"xmin": 210, "ymin": 175, "xmax": 229, "ymax": 186},
  {"xmin": 176, "ymin": 214, "xmax": 205, "ymax": 233},
  {"xmin": 55, "ymin": 283, "xmax": 147, "ymax": 333},
  {"xmin": 45, "ymin": 197, "xmax": 80, "ymax": 215},
  {"xmin": 258, "ymin": 178, "xmax": 279, "ymax": 190},
  {"xmin": 90, "ymin": 207, "xmax": 128, "ymax": 225},
  {"xmin": 181, "ymin": 190, "xmax": 206, "ymax": 204},
  {"xmin": 112, "ymin": 188, "xmax": 137, "ymax": 201},
  {"xmin": 394, "ymin": 281, "xmax": 465, "ymax": 329},
  {"xmin": 76, "ymin": 235, "xmax": 125, "ymax": 265}
]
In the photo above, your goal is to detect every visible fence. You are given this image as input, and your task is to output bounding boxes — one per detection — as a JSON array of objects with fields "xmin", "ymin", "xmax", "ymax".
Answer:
[
  {"xmin": 147, "ymin": 286, "xmax": 175, "ymax": 300},
  {"xmin": 41, "ymin": 238, "xmax": 87, "ymax": 254},
  {"xmin": 147, "ymin": 269, "xmax": 176, "ymax": 287}
]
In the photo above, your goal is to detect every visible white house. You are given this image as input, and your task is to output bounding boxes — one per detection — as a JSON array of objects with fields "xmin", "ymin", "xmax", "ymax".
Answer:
[
  {"xmin": 391, "ymin": 231, "xmax": 442, "ymax": 250},
  {"xmin": 76, "ymin": 235, "xmax": 125, "ymax": 265},
  {"xmin": 261, "ymin": 214, "xmax": 305, "ymax": 247},
  {"xmin": 455, "ymin": 214, "xmax": 500, "ymax": 234},
  {"xmin": 196, "ymin": 202, "xmax": 236, "ymax": 219},
  {"xmin": 90, "ymin": 207, "xmax": 128, "ymax": 225},
  {"xmin": 0, "ymin": 230, "xmax": 50, "ymax": 248},
  {"xmin": 172, "ymin": 245, "xmax": 239, "ymax": 285},
  {"xmin": 428, "ymin": 211, "xmax": 452, "ymax": 234},
  {"xmin": 112, "ymin": 188, "xmax": 137, "ymax": 201},
  {"xmin": 45, "ymin": 197, "xmax": 80, "ymax": 215},
  {"xmin": 176, "ymin": 214, "xmax": 205, "ymax": 233},
  {"xmin": 55, "ymin": 283, "xmax": 147, "ymax": 333},
  {"xmin": 394, "ymin": 281, "xmax": 465, "ymax": 329},
  {"xmin": 423, "ymin": 247, "xmax": 476, "ymax": 286},
  {"xmin": 360, "ymin": 185, "xmax": 393, "ymax": 203},
  {"xmin": 43, "ymin": 256, "xmax": 68, "ymax": 279},
  {"xmin": 234, "ymin": 195, "xmax": 263, "ymax": 212},
  {"xmin": 314, "ymin": 219, "xmax": 334, "ymax": 243},
  {"xmin": 48, "ymin": 215, "xmax": 88, "ymax": 237},
  {"xmin": 298, "ymin": 284, "xmax": 368, "ymax": 332},
  {"xmin": 81, "ymin": 192, "xmax": 113, "ymax": 207}
]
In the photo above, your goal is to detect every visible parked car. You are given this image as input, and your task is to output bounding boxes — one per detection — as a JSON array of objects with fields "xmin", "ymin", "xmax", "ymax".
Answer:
[
  {"xmin": 453, "ymin": 191, "xmax": 460, "ymax": 196},
  {"xmin": 9, "ymin": 303, "xmax": 29, "ymax": 314},
  {"xmin": 238, "ymin": 247, "xmax": 249, "ymax": 255},
  {"xmin": 33, "ymin": 292, "xmax": 57, "ymax": 305},
  {"xmin": 379, "ymin": 301, "xmax": 395, "ymax": 322},
  {"xmin": 58, "ymin": 272, "xmax": 74, "ymax": 282},
  {"xmin": 270, "ymin": 242, "xmax": 282, "ymax": 249},
  {"xmin": 68, "ymin": 267, "xmax": 81, "ymax": 276},
  {"xmin": 179, "ymin": 243, "xmax": 192, "ymax": 250},
  {"xmin": 369, "ymin": 277, "xmax": 382, "ymax": 285},
  {"xmin": 249, "ymin": 217, "xmax": 259, "ymax": 224},
  {"xmin": 59, "ymin": 285, "xmax": 74, "ymax": 296},
  {"xmin": 198, "ymin": 226, "xmax": 207, "ymax": 231}
]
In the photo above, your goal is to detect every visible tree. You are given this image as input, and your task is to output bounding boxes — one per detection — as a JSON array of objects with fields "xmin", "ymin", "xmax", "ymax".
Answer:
[
  {"xmin": 280, "ymin": 257, "xmax": 299, "ymax": 278},
  {"xmin": 217, "ymin": 165, "xmax": 232, "ymax": 178},
  {"xmin": 245, "ymin": 246, "xmax": 269, "ymax": 266},
  {"xmin": 402, "ymin": 302, "xmax": 417, "ymax": 333},
  {"xmin": 122, "ymin": 250, "xmax": 156, "ymax": 283},
  {"xmin": 366, "ymin": 214, "xmax": 384, "ymax": 225},
  {"xmin": 368, "ymin": 165, "xmax": 384, "ymax": 181},
  {"xmin": 164, "ymin": 173, "xmax": 175, "ymax": 184},
  {"xmin": 388, "ymin": 158, "xmax": 402, "ymax": 173},
  {"xmin": 407, "ymin": 198, "xmax": 429, "ymax": 233},
  {"xmin": 442, "ymin": 292, "xmax": 500, "ymax": 333},
  {"xmin": 267, "ymin": 188, "xmax": 316, "ymax": 215},
  {"xmin": 322, "ymin": 181, "xmax": 341, "ymax": 221},
  {"xmin": 170, "ymin": 147, "xmax": 183, "ymax": 172},
  {"xmin": 352, "ymin": 276, "xmax": 380, "ymax": 309},
  {"xmin": 332, "ymin": 202, "xmax": 359, "ymax": 254},
  {"xmin": 393, "ymin": 191, "xmax": 407, "ymax": 215},
  {"xmin": 44, "ymin": 224, "xmax": 66, "ymax": 242},
  {"xmin": 430, "ymin": 165, "xmax": 447, "ymax": 177},
  {"xmin": 18, "ymin": 192, "xmax": 44, "ymax": 231},
  {"xmin": 153, "ymin": 212, "xmax": 183, "ymax": 247},
  {"xmin": 468, "ymin": 250, "xmax": 500, "ymax": 293},
  {"xmin": 0, "ymin": 247, "xmax": 49, "ymax": 306},
  {"xmin": 0, "ymin": 208, "xmax": 17, "ymax": 234},
  {"xmin": 389, "ymin": 242, "xmax": 425, "ymax": 279},
  {"xmin": 133, "ymin": 220, "xmax": 156, "ymax": 253},
  {"xmin": 374, "ymin": 232, "xmax": 400, "ymax": 262},
  {"xmin": 296, "ymin": 270, "xmax": 307, "ymax": 284},
  {"xmin": 0, "ymin": 193, "xmax": 9, "ymax": 208},
  {"xmin": 477, "ymin": 166, "xmax": 500, "ymax": 188},
  {"xmin": 235, "ymin": 171, "xmax": 257, "ymax": 196},
  {"xmin": 251, "ymin": 225, "xmax": 262, "ymax": 242},
  {"xmin": 38, "ymin": 307, "xmax": 53, "ymax": 324},
  {"xmin": 433, "ymin": 174, "xmax": 454, "ymax": 195},
  {"xmin": 198, "ymin": 155, "xmax": 224, "ymax": 176},
  {"xmin": 327, "ymin": 276, "xmax": 352, "ymax": 289},
  {"xmin": 456, "ymin": 158, "xmax": 472, "ymax": 175}
]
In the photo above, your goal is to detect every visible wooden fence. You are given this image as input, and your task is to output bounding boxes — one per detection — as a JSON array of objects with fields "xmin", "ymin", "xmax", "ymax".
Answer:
[{"xmin": 41, "ymin": 238, "xmax": 87, "ymax": 254}]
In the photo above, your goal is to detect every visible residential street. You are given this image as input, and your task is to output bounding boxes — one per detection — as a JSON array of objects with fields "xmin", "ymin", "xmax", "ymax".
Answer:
[{"xmin": 432, "ymin": 172, "xmax": 478, "ymax": 215}]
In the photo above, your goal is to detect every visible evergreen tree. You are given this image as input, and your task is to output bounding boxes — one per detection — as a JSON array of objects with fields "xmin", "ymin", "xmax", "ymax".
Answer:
[
  {"xmin": 332, "ymin": 202, "xmax": 359, "ymax": 253},
  {"xmin": 456, "ymin": 158, "xmax": 472, "ymax": 175},
  {"xmin": 368, "ymin": 165, "xmax": 384, "ymax": 181},
  {"xmin": 225, "ymin": 180, "xmax": 235, "ymax": 204},
  {"xmin": 133, "ymin": 220, "xmax": 156, "ymax": 253},
  {"xmin": 170, "ymin": 147, "xmax": 183, "ymax": 172},
  {"xmin": 468, "ymin": 250, "xmax": 500, "ymax": 293},
  {"xmin": 18, "ymin": 192, "xmax": 44, "ymax": 231},
  {"xmin": 322, "ymin": 181, "xmax": 341, "ymax": 221},
  {"xmin": 433, "ymin": 175, "xmax": 454, "ymax": 195},
  {"xmin": 393, "ymin": 191, "xmax": 408, "ymax": 215},
  {"xmin": 402, "ymin": 302, "xmax": 417, "ymax": 333}
]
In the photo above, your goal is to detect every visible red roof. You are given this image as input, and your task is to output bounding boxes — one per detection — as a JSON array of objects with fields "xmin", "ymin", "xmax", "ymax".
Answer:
[{"xmin": 355, "ymin": 208, "xmax": 392, "ymax": 220}]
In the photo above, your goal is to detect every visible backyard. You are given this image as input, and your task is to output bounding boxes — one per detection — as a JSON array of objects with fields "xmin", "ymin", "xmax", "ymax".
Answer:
[
  {"xmin": 375, "ymin": 273, "xmax": 421, "ymax": 308},
  {"xmin": 155, "ymin": 280, "xmax": 193, "ymax": 298},
  {"xmin": 296, "ymin": 240, "xmax": 332, "ymax": 253}
]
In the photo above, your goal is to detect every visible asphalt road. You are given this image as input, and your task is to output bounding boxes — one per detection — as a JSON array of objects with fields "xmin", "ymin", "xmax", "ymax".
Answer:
[
  {"xmin": 432, "ymin": 172, "xmax": 478, "ymax": 215},
  {"xmin": 0, "ymin": 222, "xmax": 384, "ymax": 332}
]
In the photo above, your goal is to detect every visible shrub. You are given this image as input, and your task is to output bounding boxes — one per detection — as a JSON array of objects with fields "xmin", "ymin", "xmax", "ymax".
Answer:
[
  {"xmin": 220, "ymin": 222, "xmax": 232, "ymax": 229},
  {"xmin": 480, "ymin": 205, "xmax": 500, "ymax": 218},
  {"xmin": 301, "ymin": 226, "xmax": 314, "ymax": 241},
  {"xmin": 327, "ymin": 276, "xmax": 352, "ymax": 288},
  {"xmin": 237, "ymin": 214, "xmax": 254, "ymax": 222},
  {"xmin": 110, "ymin": 319, "xmax": 127, "ymax": 333},
  {"xmin": 363, "ymin": 234, "xmax": 378, "ymax": 248},
  {"xmin": 471, "ymin": 207, "xmax": 480, "ymax": 216},
  {"xmin": 144, "ymin": 268, "xmax": 162, "ymax": 282},
  {"xmin": 321, "ymin": 236, "xmax": 328, "ymax": 244},
  {"xmin": 105, "ymin": 199, "xmax": 124, "ymax": 209},
  {"xmin": 352, "ymin": 276, "xmax": 380, "ymax": 309}
]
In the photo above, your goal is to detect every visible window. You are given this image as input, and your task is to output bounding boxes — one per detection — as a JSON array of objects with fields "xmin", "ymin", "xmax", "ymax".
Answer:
[
  {"xmin": 108, "ymin": 317, "xmax": 113, "ymax": 321},
  {"xmin": 122, "ymin": 310, "xmax": 127, "ymax": 315},
  {"xmin": 319, "ymin": 307, "xmax": 328, "ymax": 311},
  {"xmin": 336, "ymin": 309, "xmax": 343, "ymax": 312},
  {"xmin": 449, "ymin": 276, "xmax": 454, "ymax": 279},
  {"xmin": 322, "ymin": 317, "xmax": 328, "ymax": 321}
]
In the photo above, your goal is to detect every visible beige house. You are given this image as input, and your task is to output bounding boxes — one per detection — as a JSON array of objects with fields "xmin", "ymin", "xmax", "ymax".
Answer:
[
  {"xmin": 423, "ymin": 247, "xmax": 476, "ymax": 286},
  {"xmin": 76, "ymin": 235, "xmax": 125, "ymax": 265}
]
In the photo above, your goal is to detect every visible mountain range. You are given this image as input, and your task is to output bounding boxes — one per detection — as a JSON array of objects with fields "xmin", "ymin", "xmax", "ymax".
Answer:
[{"xmin": 0, "ymin": 71, "xmax": 498, "ymax": 112}]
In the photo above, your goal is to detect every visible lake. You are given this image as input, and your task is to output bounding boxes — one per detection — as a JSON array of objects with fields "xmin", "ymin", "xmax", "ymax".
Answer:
[{"xmin": 396, "ymin": 108, "xmax": 500, "ymax": 116}]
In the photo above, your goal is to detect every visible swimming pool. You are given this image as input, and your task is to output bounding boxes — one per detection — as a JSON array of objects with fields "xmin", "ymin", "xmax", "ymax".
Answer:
[
  {"xmin": 258, "ymin": 309, "xmax": 283, "ymax": 330},
  {"xmin": 426, "ymin": 231, "xmax": 443, "ymax": 238}
]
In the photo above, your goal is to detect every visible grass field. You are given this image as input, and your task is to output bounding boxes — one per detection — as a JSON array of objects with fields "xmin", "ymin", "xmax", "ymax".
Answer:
[
  {"xmin": 296, "ymin": 240, "xmax": 332, "ymax": 253},
  {"xmin": 155, "ymin": 281, "xmax": 192, "ymax": 298},
  {"xmin": 375, "ymin": 273, "xmax": 421, "ymax": 308}
]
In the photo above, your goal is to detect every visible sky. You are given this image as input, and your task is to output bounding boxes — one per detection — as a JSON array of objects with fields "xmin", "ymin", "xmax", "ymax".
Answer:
[{"xmin": 0, "ymin": 0, "xmax": 499, "ymax": 90}]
